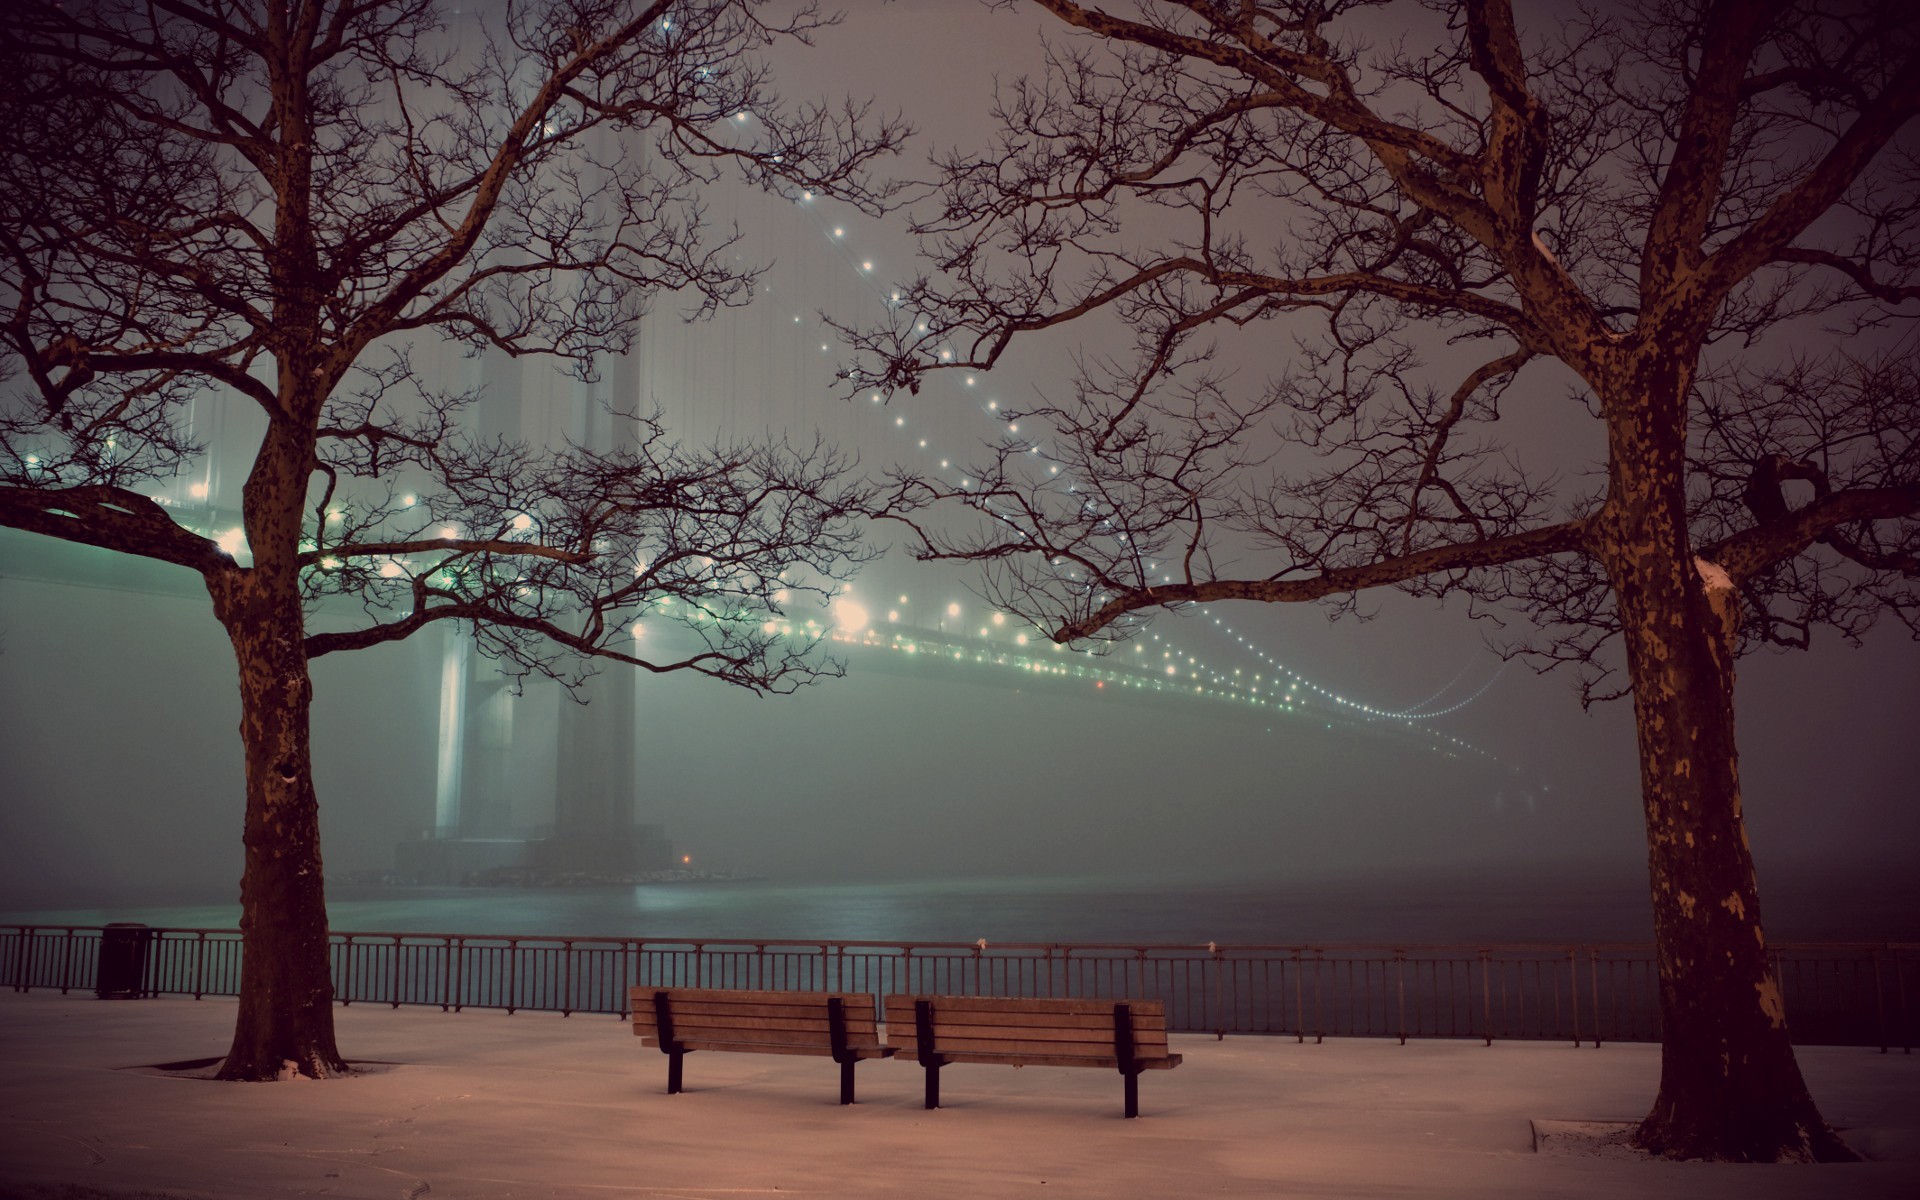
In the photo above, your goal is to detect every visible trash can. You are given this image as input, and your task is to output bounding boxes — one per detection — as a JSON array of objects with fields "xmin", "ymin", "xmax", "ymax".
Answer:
[{"xmin": 96, "ymin": 923, "xmax": 153, "ymax": 999}]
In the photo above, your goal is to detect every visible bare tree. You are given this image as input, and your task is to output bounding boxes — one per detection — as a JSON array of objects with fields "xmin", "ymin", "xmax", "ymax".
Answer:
[
  {"xmin": 842, "ymin": 0, "xmax": 1919, "ymax": 1162},
  {"xmin": 0, "ymin": 0, "xmax": 906, "ymax": 1080}
]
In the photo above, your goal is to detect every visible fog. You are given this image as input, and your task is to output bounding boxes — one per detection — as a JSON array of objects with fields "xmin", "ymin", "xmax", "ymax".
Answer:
[
  {"xmin": 1, "ymin": 2, "xmax": 1916, "ymax": 929},
  {"xmin": 4, "ymin": 525, "xmax": 1914, "ymax": 916}
]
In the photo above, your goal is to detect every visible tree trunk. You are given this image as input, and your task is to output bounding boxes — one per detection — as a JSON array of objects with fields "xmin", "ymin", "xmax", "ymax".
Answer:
[
  {"xmin": 208, "ymin": 559, "xmax": 346, "ymax": 1081},
  {"xmin": 1598, "ymin": 362, "xmax": 1852, "ymax": 1162}
]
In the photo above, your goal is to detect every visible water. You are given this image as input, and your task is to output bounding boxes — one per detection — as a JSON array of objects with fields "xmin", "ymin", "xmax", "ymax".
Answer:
[{"xmin": 4, "ymin": 864, "xmax": 1911, "ymax": 946}]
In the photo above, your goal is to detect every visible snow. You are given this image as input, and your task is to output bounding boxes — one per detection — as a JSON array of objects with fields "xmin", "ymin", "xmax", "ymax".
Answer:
[
  {"xmin": 1, "ymin": 992, "xmax": 1915, "ymax": 1198},
  {"xmin": 1695, "ymin": 555, "xmax": 1735, "ymax": 594}
]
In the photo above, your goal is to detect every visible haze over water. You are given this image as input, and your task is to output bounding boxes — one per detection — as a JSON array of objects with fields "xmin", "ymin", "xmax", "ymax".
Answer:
[{"xmin": 5, "ymin": 864, "xmax": 1913, "ymax": 947}]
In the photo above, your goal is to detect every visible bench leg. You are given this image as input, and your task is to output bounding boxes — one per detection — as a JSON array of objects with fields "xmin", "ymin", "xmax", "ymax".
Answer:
[
  {"xmin": 923, "ymin": 1063, "xmax": 941, "ymax": 1110},
  {"xmin": 1123, "ymin": 1070, "xmax": 1139, "ymax": 1119},
  {"xmin": 840, "ymin": 1059, "xmax": 855, "ymax": 1105},
  {"xmin": 667, "ymin": 1050, "xmax": 684, "ymax": 1095}
]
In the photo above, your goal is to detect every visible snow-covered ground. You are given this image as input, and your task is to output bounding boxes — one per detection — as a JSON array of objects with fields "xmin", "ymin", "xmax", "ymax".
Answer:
[{"xmin": 0, "ymin": 992, "xmax": 1913, "ymax": 1198}]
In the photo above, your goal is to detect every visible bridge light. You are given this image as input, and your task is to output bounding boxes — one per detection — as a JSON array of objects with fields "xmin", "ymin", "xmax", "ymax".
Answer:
[{"xmin": 833, "ymin": 598, "xmax": 869, "ymax": 633}]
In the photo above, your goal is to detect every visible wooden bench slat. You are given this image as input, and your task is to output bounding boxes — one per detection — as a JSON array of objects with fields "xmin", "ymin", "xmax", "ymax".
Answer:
[
  {"xmin": 639, "ymin": 1025, "xmax": 876, "ymax": 1048},
  {"xmin": 633, "ymin": 1014, "xmax": 877, "ymax": 1036},
  {"xmin": 925, "ymin": 1051, "xmax": 1184, "ymax": 1071},
  {"xmin": 894, "ymin": 1021, "xmax": 1175, "ymax": 1044},
  {"xmin": 888, "ymin": 1016, "xmax": 1168, "ymax": 1041},
  {"xmin": 885, "ymin": 995, "xmax": 1167, "ymax": 1018},
  {"xmin": 882, "ymin": 1005, "xmax": 1166, "ymax": 1032},
  {"xmin": 646, "ymin": 1030, "xmax": 884, "ymax": 1051},
  {"xmin": 630, "ymin": 986, "xmax": 868, "ymax": 1006},
  {"xmin": 895, "ymin": 1035, "xmax": 1132, "ymax": 1058},
  {"xmin": 642, "ymin": 998, "xmax": 879, "ymax": 1021},
  {"xmin": 641, "ymin": 1037, "xmax": 894, "ymax": 1059}
]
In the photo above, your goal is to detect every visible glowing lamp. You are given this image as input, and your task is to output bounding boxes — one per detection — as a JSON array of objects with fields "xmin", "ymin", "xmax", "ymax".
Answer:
[{"xmin": 833, "ymin": 598, "xmax": 870, "ymax": 634}]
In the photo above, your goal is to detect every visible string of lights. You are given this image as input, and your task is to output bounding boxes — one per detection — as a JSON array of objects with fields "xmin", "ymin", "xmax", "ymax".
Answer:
[{"xmin": 774, "ymin": 177, "xmax": 1503, "ymax": 763}]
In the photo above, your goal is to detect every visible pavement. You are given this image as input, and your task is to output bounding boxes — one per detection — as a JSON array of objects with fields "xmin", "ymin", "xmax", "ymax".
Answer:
[{"xmin": 0, "ymin": 991, "xmax": 1914, "ymax": 1198}]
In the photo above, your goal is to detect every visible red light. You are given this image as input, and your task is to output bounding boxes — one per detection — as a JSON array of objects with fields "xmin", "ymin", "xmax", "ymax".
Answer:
[{"xmin": 1096, "ymin": 681, "xmax": 1105, "ymax": 689}]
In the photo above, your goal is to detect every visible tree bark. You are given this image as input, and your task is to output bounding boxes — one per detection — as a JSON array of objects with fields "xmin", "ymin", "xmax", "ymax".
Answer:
[
  {"xmin": 1597, "ymin": 358, "xmax": 1852, "ymax": 1162},
  {"xmin": 207, "ymin": 420, "xmax": 346, "ymax": 1081}
]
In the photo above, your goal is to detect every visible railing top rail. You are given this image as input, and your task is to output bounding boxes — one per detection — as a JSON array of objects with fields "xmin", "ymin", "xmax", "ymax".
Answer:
[{"xmin": 4, "ymin": 924, "xmax": 1916, "ymax": 955}]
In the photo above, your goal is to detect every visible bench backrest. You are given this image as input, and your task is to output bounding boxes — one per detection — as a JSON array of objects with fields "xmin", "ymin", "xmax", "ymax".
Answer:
[
  {"xmin": 630, "ymin": 987, "xmax": 884, "ymax": 1053},
  {"xmin": 882, "ymin": 994, "xmax": 1174, "ymax": 1061}
]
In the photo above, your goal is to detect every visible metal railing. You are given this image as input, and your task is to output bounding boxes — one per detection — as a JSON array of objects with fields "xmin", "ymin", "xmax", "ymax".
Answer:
[{"xmin": 4, "ymin": 924, "xmax": 1913, "ymax": 1050}]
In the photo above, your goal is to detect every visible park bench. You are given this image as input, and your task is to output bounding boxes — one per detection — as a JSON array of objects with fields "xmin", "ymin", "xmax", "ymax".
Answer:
[
  {"xmin": 884, "ymin": 994, "xmax": 1182, "ymax": 1118},
  {"xmin": 629, "ymin": 986, "xmax": 894, "ymax": 1104}
]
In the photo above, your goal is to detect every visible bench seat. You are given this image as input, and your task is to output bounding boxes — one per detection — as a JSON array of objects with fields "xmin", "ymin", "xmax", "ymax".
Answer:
[
  {"xmin": 630, "ymin": 986, "xmax": 893, "ymax": 1104},
  {"xmin": 885, "ymin": 994, "xmax": 1182, "ymax": 1117}
]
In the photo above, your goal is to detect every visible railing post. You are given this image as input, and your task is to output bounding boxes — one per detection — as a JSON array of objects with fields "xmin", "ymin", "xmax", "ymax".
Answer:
[
  {"xmin": 1589, "ymin": 949, "xmax": 1603, "ymax": 1048},
  {"xmin": 1900, "ymin": 947, "xmax": 1913, "ymax": 1055},
  {"xmin": 389, "ymin": 937, "xmax": 402, "ymax": 1009},
  {"xmin": 1293, "ymin": 951, "xmax": 1304, "ymax": 1043},
  {"xmin": 1395, "ymin": 950, "xmax": 1407, "ymax": 1045},
  {"xmin": 561, "ymin": 941, "xmax": 574, "ymax": 1017},
  {"xmin": 59, "ymin": 929, "xmax": 75, "ymax": 995},
  {"xmin": 441, "ymin": 937, "xmax": 454, "ymax": 1013},
  {"xmin": 1205, "ymin": 943, "xmax": 1219, "ymax": 1039},
  {"xmin": 1314, "ymin": 950, "xmax": 1324, "ymax": 1045},
  {"xmin": 506, "ymin": 938, "xmax": 519, "ymax": 1015},
  {"xmin": 1479, "ymin": 950, "xmax": 1493, "ymax": 1047},
  {"xmin": 1873, "ymin": 947, "xmax": 1887, "ymax": 1055},
  {"xmin": 453, "ymin": 937, "xmax": 467, "ymax": 1013},
  {"xmin": 1568, "ymin": 948, "xmax": 1581, "ymax": 1048},
  {"xmin": 194, "ymin": 931, "xmax": 207, "ymax": 1000}
]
